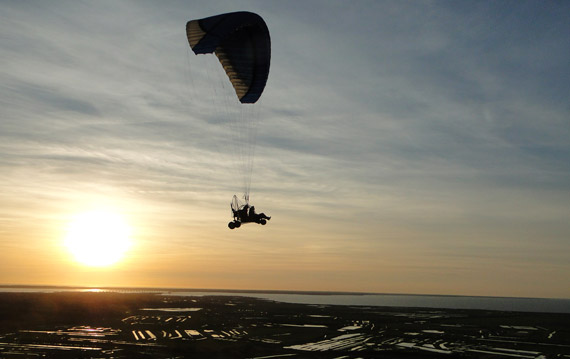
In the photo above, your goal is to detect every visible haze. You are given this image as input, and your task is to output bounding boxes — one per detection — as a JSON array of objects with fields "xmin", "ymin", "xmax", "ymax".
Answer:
[{"xmin": 1, "ymin": 1, "xmax": 569, "ymax": 298}]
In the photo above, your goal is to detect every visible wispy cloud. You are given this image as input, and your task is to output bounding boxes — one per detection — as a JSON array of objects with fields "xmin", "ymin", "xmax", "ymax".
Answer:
[{"xmin": 1, "ymin": 0, "xmax": 569, "ymax": 297}]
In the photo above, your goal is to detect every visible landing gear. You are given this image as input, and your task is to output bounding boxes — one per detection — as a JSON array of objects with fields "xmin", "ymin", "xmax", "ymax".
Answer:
[
  {"xmin": 228, "ymin": 195, "xmax": 270, "ymax": 229},
  {"xmin": 229, "ymin": 218, "xmax": 265, "ymax": 229},
  {"xmin": 228, "ymin": 221, "xmax": 241, "ymax": 229}
]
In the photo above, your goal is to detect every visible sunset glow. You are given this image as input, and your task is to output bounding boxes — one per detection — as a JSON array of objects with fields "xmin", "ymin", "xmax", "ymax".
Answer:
[
  {"xmin": 65, "ymin": 211, "xmax": 132, "ymax": 267},
  {"xmin": 1, "ymin": 1, "xmax": 569, "ymax": 299}
]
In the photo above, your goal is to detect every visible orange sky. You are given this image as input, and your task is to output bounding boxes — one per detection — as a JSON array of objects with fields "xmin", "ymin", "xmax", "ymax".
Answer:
[{"xmin": 1, "ymin": 1, "xmax": 569, "ymax": 299}]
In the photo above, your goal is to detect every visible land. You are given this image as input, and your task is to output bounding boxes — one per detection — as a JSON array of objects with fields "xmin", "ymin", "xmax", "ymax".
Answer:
[{"xmin": 0, "ymin": 292, "xmax": 568, "ymax": 358}]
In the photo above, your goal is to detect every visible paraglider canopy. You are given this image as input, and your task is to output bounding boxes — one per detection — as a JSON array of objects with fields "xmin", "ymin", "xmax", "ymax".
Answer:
[
  {"xmin": 186, "ymin": 12, "xmax": 272, "ymax": 228},
  {"xmin": 186, "ymin": 11, "xmax": 271, "ymax": 104}
]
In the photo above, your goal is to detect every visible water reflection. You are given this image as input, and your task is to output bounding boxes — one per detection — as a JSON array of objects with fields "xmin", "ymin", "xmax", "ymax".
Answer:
[{"xmin": 0, "ymin": 292, "xmax": 568, "ymax": 358}]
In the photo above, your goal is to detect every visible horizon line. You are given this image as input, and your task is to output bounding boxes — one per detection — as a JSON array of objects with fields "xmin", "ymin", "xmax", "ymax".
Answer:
[{"xmin": 1, "ymin": 284, "xmax": 568, "ymax": 301}]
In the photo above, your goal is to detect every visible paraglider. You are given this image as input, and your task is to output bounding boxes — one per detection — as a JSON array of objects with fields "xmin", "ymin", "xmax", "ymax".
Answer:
[
  {"xmin": 228, "ymin": 195, "xmax": 271, "ymax": 229},
  {"xmin": 186, "ymin": 11, "xmax": 271, "ymax": 228}
]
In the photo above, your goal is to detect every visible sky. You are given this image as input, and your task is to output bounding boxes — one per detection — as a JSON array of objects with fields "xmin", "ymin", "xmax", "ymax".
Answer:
[{"xmin": 1, "ymin": 0, "xmax": 569, "ymax": 298}]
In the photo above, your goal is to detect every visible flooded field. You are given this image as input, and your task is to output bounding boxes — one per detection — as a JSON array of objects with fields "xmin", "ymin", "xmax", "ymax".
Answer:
[{"xmin": 0, "ymin": 292, "xmax": 568, "ymax": 358}]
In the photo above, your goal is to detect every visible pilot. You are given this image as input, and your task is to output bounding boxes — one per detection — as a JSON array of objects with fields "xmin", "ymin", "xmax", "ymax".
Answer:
[{"xmin": 249, "ymin": 206, "xmax": 270, "ymax": 221}]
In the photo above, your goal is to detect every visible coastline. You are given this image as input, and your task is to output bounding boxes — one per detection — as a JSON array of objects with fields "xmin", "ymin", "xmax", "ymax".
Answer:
[
  {"xmin": 2, "ymin": 285, "xmax": 569, "ymax": 313},
  {"xmin": 1, "ymin": 291, "xmax": 568, "ymax": 358}
]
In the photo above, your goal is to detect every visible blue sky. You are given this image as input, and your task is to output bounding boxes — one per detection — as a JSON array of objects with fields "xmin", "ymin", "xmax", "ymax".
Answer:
[{"xmin": 1, "ymin": 1, "xmax": 569, "ymax": 298}]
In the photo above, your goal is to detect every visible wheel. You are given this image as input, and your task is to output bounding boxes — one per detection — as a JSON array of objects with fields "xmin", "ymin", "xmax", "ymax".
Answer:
[
  {"xmin": 228, "ymin": 222, "xmax": 235, "ymax": 229},
  {"xmin": 235, "ymin": 221, "xmax": 241, "ymax": 228},
  {"xmin": 260, "ymin": 219, "xmax": 267, "ymax": 225}
]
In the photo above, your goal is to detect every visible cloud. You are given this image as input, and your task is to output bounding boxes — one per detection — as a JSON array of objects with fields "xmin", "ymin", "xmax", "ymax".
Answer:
[{"xmin": 1, "ymin": 0, "xmax": 569, "ymax": 296}]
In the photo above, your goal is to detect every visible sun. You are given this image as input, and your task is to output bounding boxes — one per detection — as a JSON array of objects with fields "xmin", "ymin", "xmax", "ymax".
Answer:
[{"xmin": 65, "ymin": 210, "xmax": 132, "ymax": 267}]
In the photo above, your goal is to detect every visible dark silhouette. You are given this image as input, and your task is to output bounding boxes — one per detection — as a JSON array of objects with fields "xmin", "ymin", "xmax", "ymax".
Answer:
[
  {"xmin": 229, "ymin": 201, "xmax": 271, "ymax": 229},
  {"xmin": 2, "ymin": 291, "xmax": 568, "ymax": 358},
  {"xmin": 238, "ymin": 204, "xmax": 250, "ymax": 221},
  {"xmin": 249, "ymin": 206, "xmax": 271, "ymax": 221}
]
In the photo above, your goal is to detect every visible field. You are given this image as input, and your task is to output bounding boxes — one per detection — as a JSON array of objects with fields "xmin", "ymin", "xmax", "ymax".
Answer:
[{"xmin": 0, "ymin": 292, "xmax": 569, "ymax": 358}]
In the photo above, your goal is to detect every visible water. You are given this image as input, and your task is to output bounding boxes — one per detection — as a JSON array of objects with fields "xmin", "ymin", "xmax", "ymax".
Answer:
[
  {"xmin": 2, "ymin": 286, "xmax": 569, "ymax": 313},
  {"xmin": 167, "ymin": 291, "xmax": 570, "ymax": 313}
]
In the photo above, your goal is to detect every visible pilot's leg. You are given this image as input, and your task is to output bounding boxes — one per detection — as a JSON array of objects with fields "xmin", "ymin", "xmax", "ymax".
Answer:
[{"xmin": 260, "ymin": 213, "xmax": 271, "ymax": 220}]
